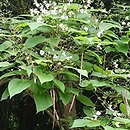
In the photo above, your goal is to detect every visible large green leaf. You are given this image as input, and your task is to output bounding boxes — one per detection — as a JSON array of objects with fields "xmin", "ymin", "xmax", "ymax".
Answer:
[
  {"xmin": 28, "ymin": 22, "xmax": 43, "ymax": 31},
  {"xmin": 77, "ymin": 95, "xmax": 94, "ymax": 107},
  {"xmin": 99, "ymin": 22, "xmax": 121, "ymax": 31},
  {"xmin": 33, "ymin": 67, "xmax": 54, "ymax": 84},
  {"xmin": 115, "ymin": 39, "xmax": 129, "ymax": 54},
  {"xmin": 59, "ymin": 92, "xmax": 71, "ymax": 105},
  {"xmin": 33, "ymin": 93, "xmax": 53, "ymax": 113},
  {"xmin": 71, "ymin": 118, "xmax": 100, "ymax": 128},
  {"xmin": 24, "ymin": 36, "xmax": 48, "ymax": 48},
  {"xmin": 8, "ymin": 78, "xmax": 32, "ymax": 98},
  {"xmin": 54, "ymin": 79, "xmax": 65, "ymax": 93}
]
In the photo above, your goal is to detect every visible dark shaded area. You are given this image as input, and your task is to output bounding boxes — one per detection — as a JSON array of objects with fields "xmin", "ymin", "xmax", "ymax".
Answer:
[{"xmin": 0, "ymin": 92, "xmax": 60, "ymax": 130}]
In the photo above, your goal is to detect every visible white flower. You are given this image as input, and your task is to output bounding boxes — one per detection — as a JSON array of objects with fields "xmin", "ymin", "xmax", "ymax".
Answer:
[
  {"xmin": 61, "ymin": 15, "xmax": 68, "ymax": 20},
  {"xmin": 40, "ymin": 50, "xmax": 45, "ymax": 56},
  {"xmin": 127, "ymin": 74, "xmax": 130, "ymax": 78},
  {"xmin": 41, "ymin": 8, "xmax": 50, "ymax": 15},
  {"xmin": 84, "ymin": 27, "xmax": 88, "ymax": 32},
  {"xmin": 66, "ymin": 56, "xmax": 72, "ymax": 61},
  {"xmin": 87, "ymin": 0, "xmax": 92, "ymax": 4},
  {"xmin": 69, "ymin": 0, "xmax": 73, "ymax": 2},
  {"xmin": 115, "ymin": 122, "xmax": 120, "ymax": 127},
  {"xmin": 93, "ymin": 115, "xmax": 98, "ymax": 120},
  {"xmin": 30, "ymin": 9, "xmax": 34, "ymax": 16},
  {"xmin": 58, "ymin": 9, "xmax": 63, "ymax": 13},
  {"xmin": 122, "ymin": 21, "xmax": 126, "ymax": 26},
  {"xmin": 53, "ymin": 55, "xmax": 58, "ymax": 59},
  {"xmin": 113, "ymin": 61, "xmax": 118, "ymax": 68},
  {"xmin": 127, "ymin": 22, "xmax": 130, "ymax": 26},
  {"xmin": 121, "ymin": 69, "xmax": 125, "ymax": 72},
  {"xmin": 26, "ymin": 56, "xmax": 30, "ymax": 60},
  {"xmin": 59, "ymin": 23, "xmax": 68, "ymax": 31},
  {"xmin": 97, "ymin": 30, "xmax": 103, "ymax": 37},
  {"xmin": 108, "ymin": 104, "xmax": 114, "ymax": 111},
  {"xmin": 52, "ymin": 2, "xmax": 57, "ymax": 7},
  {"xmin": 97, "ymin": 44, "xmax": 102, "ymax": 50},
  {"xmin": 96, "ymin": 111, "xmax": 101, "ymax": 116},
  {"xmin": 18, "ymin": 69, "xmax": 21, "ymax": 71},
  {"xmin": 62, "ymin": 51, "xmax": 66, "ymax": 56},
  {"xmin": 63, "ymin": 5, "xmax": 68, "ymax": 11},
  {"xmin": 125, "ymin": 16, "xmax": 129, "ymax": 20},
  {"xmin": 33, "ymin": 8, "xmax": 39, "ymax": 15},
  {"xmin": 68, "ymin": 11, "xmax": 74, "ymax": 16},
  {"xmin": 79, "ymin": 9, "xmax": 84, "ymax": 14},
  {"xmin": 57, "ymin": 62, "xmax": 61, "ymax": 65},
  {"xmin": 95, "ymin": 19, "xmax": 98, "ymax": 23},
  {"xmin": 50, "ymin": 9, "xmax": 57, "ymax": 15},
  {"xmin": 45, "ymin": 3, "xmax": 50, "ymax": 9}
]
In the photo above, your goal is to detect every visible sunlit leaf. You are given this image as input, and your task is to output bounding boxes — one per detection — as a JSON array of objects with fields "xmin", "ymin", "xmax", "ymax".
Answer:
[
  {"xmin": 24, "ymin": 36, "xmax": 48, "ymax": 48},
  {"xmin": 8, "ymin": 78, "xmax": 32, "ymax": 98},
  {"xmin": 54, "ymin": 79, "xmax": 65, "ymax": 93},
  {"xmin": 33, "ymin": 66, "xmax": 54, "ymax": 84}
]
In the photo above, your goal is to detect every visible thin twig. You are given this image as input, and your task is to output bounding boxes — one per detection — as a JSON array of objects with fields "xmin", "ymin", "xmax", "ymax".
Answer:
[
  {"xmin": 80, "ymin": 52, "xmax": 84, "ymax": 83},
  {"xmin": 69, "ymin": 95, "xmax": 76, "ymax": 112}
]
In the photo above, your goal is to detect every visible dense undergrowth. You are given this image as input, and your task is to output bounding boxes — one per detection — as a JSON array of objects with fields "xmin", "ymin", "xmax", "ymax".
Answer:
[{"xmin": 1, "ymin": 0, "xmax": 130, "ymax": 130}]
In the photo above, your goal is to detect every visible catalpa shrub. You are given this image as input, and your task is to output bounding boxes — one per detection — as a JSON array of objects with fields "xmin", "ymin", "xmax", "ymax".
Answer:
[{"xmin": 0, "ymin": 1, "xmax": 130, "ymax": 129}]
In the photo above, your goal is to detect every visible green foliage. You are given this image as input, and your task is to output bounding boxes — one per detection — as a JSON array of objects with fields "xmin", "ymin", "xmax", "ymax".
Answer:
[{"xmin": 1, "ymin": 1, "xmax": 130, "ymax": 130}]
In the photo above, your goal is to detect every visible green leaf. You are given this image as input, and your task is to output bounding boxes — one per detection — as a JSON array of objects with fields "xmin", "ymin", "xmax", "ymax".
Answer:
[
  {"xmin": 119, "ymin": 103, "xmax": 127, "ymax": 114},
  {"xmin": 33, "ymin": 93, "xmax": 53, "ymax": 113},
  {"xmin": 77, "ymin": 94, "xmax": 94, "ymax": 107},
  {"xmin": 24, "ymin": 36, "xmax": 48, "ymax": 48},
  {"xmin": 113, "ymin": 117, "xmax": 130, "ymax": 124},
  {"xmin": 79, "ymin": 80, "xmax": 91, "ymax": 87},
  {"xmin": 8, "ymin": 79, "xmax": 32, "ymax": 98},
  {"xmin": 0, "ymin": 62, "xmax": 12, "ymax": 67},
  {"xmin": 104, "ymin": 30, "xmax": 118, "ymax": 39},
  {"xmin": 0, "ymin": 70, "xmax": 26, "ymax": 80},
  {"xmin": 90, "ymin": 80, "xmax": 109, "ymax": 87},
  {"xmin": 115, "ymin": 39, "xmax": 129, "ymax": 54},
  {"xmin": 60, "ymin": 71, "xmax": 79, "ymax": 81},
  {"xmin": 99, "ymin": 22, "xmax": 121, "ymax": 31},
  {"xmin": 59, "ymin": 92, "xmax": 71, "ymax": 105},
  {"xmin": 71, "ymin": 118, "xmax": 100, "ymax": 128},
  {"xmin": 114, "ymin": 86, "xmax": 130, "ymax": 100},
  {"xmin": 54, "ymin": 79, "xmax": 65, "ymax": 93},
  {"xmin": 33, "ymin": 67, "xmax": 54, "ymax": 84},
  {"xmin": 103, "ymin": 126, "xmax": 128, "ymax": 130},
  {"xmin": 83, "ymin": 106, "xmax": 93, "ymax": 116},
  {"xmin": 87, "ymin": 50, "xmax": 102, "ymax": 64},
  {"xmin": 20, "ymin": 65, "xmax": 32, "ymax": 77},
  {"xmin": 0, "ymin": 41, "xmax": 12, "ymax": 52},
  {"xmin": 66, "ymin": 87, "xmax": 79, "ymax": 95},
  {"xmin": 65, "ymin": 66, "xmax": 88, "ymax": 78},
  {"xmin": 1, "ymin": 88, "xmax": 9, "ymax": 101},
  {"xmin": 75, "ymin": 68, "xmax": 88, "ymax": 77},
  {"xmin": 28, "ymin": 22, "xmax": 43, "ymax": 31}
]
